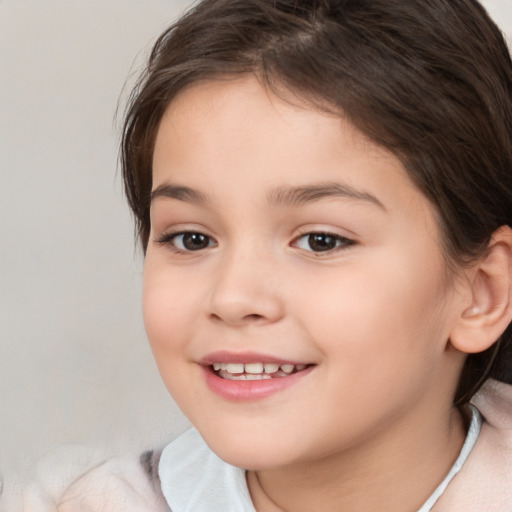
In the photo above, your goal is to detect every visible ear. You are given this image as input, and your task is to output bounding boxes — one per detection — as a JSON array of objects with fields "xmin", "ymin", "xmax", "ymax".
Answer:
[{"xmin": 450, "ymin": 225, "xmax": 512, "ymax": 354}]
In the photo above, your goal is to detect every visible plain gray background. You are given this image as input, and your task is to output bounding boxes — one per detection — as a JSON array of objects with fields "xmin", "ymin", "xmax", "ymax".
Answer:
[
  {"xmin": 0, "ymin": 0, "xmax": 510, "ymax": 506},
  {"xmin": 0, "ymin": 0, "xmax": 193, "ymax": 503}
]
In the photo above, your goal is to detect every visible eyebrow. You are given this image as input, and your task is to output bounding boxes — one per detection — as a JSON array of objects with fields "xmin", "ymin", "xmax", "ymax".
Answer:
[
  {"xmin": 150, "ymin": 181, "xmax": 386, "ymax": 211},
  {"xmin": 268, "ymin": 182, "xmax": 386, "ymax": 210},
  {"xmin": 151, "ymin": 183, "xmax": 208, "ymax": 204}
]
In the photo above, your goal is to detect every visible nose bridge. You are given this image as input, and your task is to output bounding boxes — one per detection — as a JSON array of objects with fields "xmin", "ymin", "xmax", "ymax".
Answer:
[{"xmin": 208, "ymin": 239, "xmax": 284, "ymax": 325}]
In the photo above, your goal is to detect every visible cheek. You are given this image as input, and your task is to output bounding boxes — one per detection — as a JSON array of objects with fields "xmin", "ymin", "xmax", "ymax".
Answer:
[
  {"xmin": 142, "ymin": 265, "xmax": 204, "ymax": 406},
  {"xmin": 296, "ymin": 250, "xmax": 449, "ymax": 377},
  {"xmin": 142, "ymin": 260, "xmax": 194, "ymax": 359}
]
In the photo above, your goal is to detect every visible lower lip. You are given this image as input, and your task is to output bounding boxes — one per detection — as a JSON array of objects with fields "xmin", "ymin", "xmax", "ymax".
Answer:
[{"xmin": 202, "ymin": 366, "xmax": 314, "ymax": 401}]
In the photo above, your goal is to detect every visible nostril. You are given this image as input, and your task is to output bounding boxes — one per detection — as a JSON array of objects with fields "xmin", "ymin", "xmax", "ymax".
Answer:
[
  {"xmin": 244, "ymin": 313, "xmax": 265, "ymax": 321},
  {"xmin": 209, "ymin": 312, "xmax": 265, "ymax": 324},
  {"xmin": 208, "ymin": 291, "xmax": 284, "ymax": 325}
]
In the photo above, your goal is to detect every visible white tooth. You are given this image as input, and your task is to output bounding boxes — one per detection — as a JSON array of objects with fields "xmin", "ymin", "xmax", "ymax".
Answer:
[
  {"xmin": 220, "ymin": 363, "xmax": 228, "ymax": 371},
  {"xmin": 213, "ymin": 363, "xmax": 221, "ymax": 371},
  {"xmin": 263, "ymin": 363, "xmax": 280, "ymax": 374},
  {"xmin": 222, "ymin": 373, "xmax": 271, "ymax": 381},
  {"xmin": 226, "ymin": 363, "xmax": 244, "ymax": 374},
  {"xmin": 296, "ymin": 364, "xmax": 307, "ymax": 371},
  {"xmin": 280, "ymin": 364, "xmax": 295, "ymax": 374},
  {"xmin": 245, "ymin": 362, "xmax": 264, "ymax": 374}
]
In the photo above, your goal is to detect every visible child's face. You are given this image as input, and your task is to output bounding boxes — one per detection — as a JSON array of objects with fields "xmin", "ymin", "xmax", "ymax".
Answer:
[{"xmin": 144, "ymin": 76, "xmax": 467, "ymax": 469}]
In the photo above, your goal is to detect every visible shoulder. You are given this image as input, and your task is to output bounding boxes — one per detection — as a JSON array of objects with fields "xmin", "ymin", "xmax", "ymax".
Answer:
[
  {"xmin": 471, "ymin": 378, "xmax": 512, "ymax": 434},
  {"xmin": 435, "ymin": 379, "xmax": 512, "ymax": 511},
  {"xmin": 23, "ymin": 445, "xmax": 170, "ymax": 512}
]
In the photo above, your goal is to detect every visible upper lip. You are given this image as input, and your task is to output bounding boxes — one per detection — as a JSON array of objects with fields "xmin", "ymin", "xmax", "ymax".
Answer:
[{"xmin": 200, "ymin": 350, "xmax": 310, "ymax": 366}]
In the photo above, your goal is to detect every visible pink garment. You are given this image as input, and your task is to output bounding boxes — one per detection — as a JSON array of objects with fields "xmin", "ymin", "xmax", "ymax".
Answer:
[
  {"xmin": 434, "ymin": 379, "xmax": 512, "ymax": 511},
  {"xmin": 22, "ymin": 447, "xmax": 169, "ymax": 512},
  {"xmin": 21, "ymin": 379, "xmax": 512, "ymax": 511}
]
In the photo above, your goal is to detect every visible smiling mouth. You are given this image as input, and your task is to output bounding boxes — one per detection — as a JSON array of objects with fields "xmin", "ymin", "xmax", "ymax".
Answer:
[{"xmin": 211, "ymin": 362, "xmax": 310, "ymax": 380}]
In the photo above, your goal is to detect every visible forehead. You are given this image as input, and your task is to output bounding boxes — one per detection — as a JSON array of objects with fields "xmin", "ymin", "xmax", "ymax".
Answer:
[
  {"xmin": 155, "ymin": 76, "xmax": 387, "ymax": 164},
  {"xmin": 152, "ymin": 75, "xmax": 428, "ymax": 218}
]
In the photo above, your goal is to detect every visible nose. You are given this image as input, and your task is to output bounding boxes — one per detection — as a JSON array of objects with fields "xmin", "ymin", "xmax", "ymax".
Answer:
[{"xmin": 208, "ymin": 250, "xmax": 285, "ymax": 326}]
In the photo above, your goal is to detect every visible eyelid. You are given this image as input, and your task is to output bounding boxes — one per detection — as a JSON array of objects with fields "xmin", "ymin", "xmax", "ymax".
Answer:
[
  {"xmin": 291, "ymin": 229, "xmax": 356, "ymax": 254},
  {"xmin": 155, "ymin": 229, "xmax": 217, "ymax": 254},
  {"xmin": 153, "ymin": 225, "xmax": 356, "ymax": 255}
]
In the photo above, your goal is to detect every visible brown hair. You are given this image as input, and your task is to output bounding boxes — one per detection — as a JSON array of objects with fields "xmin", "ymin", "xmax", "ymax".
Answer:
[{"xmin": 120, "ymin": 0, "xmax": 512, "ymax": 404}]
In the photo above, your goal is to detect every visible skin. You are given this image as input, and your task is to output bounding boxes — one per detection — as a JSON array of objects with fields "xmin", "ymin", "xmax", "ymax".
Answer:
[{"xmin": 144, "ymin": 76, "xmax": 473, "ymax": 511}]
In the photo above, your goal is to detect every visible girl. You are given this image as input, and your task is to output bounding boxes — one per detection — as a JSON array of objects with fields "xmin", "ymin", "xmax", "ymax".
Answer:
[{"xmin": 25, "ymin": 0, "xmax": 512, "ymax": 510}]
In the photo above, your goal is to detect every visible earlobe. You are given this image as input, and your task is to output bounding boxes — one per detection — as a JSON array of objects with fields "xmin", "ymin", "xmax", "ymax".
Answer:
[{"xmin": 450, "ymin": 226, "xmax": 512, "ymax": 354}]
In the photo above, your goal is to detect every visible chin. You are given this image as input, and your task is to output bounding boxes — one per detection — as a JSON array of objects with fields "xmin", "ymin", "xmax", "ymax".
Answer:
[
  {"xmin": 213, "ymin": 446, "xmax": 289, "ymax": 471},
  {"xmin": 199, "ymin": 428, "xmax": 298, "ymax": 470}
]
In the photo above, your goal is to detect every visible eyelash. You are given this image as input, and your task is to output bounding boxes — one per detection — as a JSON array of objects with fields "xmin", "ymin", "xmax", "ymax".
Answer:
[
  {"xmin": 292, "ymin": 231, "xmax": 356, "ymax": 254},
  {"xmin": 156, "ymin": 231, "xmax": 217, "ymax": 253},
  {"xmin": 155, "ymin": 230, "xmax": 356, "ymax": 255}
]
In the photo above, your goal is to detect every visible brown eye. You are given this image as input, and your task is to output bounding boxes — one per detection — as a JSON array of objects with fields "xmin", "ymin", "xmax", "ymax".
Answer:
[
  {"xmin": 308, "ymin": 234, "xmax": 337, "ymax": 251},
  {"xmin": 161, "ymin": 232, "xmax": 216, "ymax": 251},
  {"xmin": 295, "ymin": 232, "xmax": 354, "ymax": 253},
  {"xmin": 181, "ymin": 233, "xmax": 211, "ymax": 250}
]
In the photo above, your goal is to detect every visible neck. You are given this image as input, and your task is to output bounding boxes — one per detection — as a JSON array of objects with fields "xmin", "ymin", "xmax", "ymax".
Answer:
[{"xmin": 247, "ymin": 404, "xmax": 466, "ymax": 512}]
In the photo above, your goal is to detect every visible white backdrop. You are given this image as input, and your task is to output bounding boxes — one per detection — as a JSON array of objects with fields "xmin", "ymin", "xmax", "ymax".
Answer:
[
  {"xmin": 0, "ymin": 1, "xmax": 194, "ymax": 505},
  {"xmin": 0, "ymin": 0, "xmax": 510, "ymax": 507}
]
